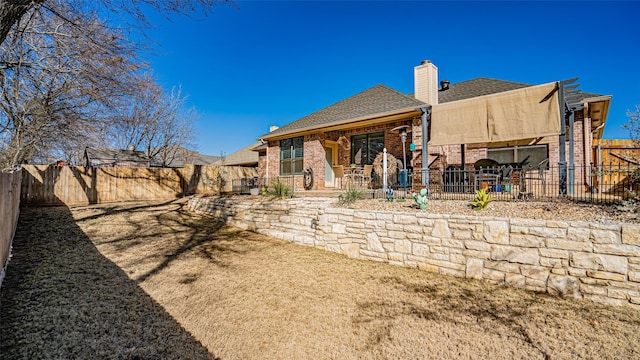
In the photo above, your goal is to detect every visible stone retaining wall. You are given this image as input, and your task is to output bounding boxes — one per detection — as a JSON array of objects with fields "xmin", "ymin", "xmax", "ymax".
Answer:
[{"xmin": 186, "ymin": 196, "xmax": 640, "ymax": 309}]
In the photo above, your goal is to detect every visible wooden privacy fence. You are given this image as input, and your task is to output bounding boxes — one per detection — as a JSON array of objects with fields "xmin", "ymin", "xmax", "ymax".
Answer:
[
  {"xmin": 21, "ymin": 164, "xmax": 258, "ymax": 206},
  {"xmin": 1, "ymin": 167, "xmax": 22, "ymax": 288},
  {"xmin": 592, "ymin": 139, "xmax": 640, "ymax": 194}
]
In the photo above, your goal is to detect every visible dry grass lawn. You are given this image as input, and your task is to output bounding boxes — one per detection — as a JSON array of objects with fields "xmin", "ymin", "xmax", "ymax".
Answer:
[{"xmin": 2, "ymin": 199, "xmax": 640, "ymax": 359}]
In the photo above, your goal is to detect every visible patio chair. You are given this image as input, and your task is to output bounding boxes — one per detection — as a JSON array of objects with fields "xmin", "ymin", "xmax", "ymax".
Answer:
[
  {"xmin": 332, "ymin": 165, "xmax": 345, "ymax": 189},
  {"xmin": 473, "ymin": 159, "xmax": 501, "ymax": 191},
  {"xmin": 361, "ymin": 165, "xmax": 373, "ymax": 188},
  {"xmin": 521, "ymin": 159, "xmax": 549, "ymax": 195}
]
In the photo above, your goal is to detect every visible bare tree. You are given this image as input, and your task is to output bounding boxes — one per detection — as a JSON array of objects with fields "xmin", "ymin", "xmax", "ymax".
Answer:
[
  {"xmin": 0, "ymin": 2, "xmax": 140, "ymax": 167},
  {"xmin": 109, "ymin": 76, "xmax": 196, "ymax": 167},
  {"xmin": 624, "ymin": 105, "xmax": 640, "ymax": 146},
  {"xmin": 0, "ymin": 0, "xmax": 213, "ymax": 167},
  {"xmin": 0, "ymin": 0, "xmax": 229, "ymax": 46}
]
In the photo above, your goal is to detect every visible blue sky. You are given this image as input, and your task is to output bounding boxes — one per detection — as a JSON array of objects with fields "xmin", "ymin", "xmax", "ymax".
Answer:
[{"xmin": 142, "ymin": 1, "xmax": 639, "ymax": 157}]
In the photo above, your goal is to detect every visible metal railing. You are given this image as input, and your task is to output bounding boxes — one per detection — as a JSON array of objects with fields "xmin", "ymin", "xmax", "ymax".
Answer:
[
  {"xmin": 235, "ymin": 163, "xmax": 639, "ymax": 204},
  {"xmin": 406, "ymin": 164, "xmax": 639, "ymax": 203}
]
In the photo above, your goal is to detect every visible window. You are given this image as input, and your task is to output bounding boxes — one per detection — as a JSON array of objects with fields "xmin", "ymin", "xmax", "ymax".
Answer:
[
  {"xmin": 280, "ymin": 137, "xmax": 304, "ymax": 175},
  {"xmin": 487, "ymin": 144, "xmax": 548, "ymax": 168},
  {"xmin": 351, "ymin": 132, "xmax": 384, "ymax": 165}
]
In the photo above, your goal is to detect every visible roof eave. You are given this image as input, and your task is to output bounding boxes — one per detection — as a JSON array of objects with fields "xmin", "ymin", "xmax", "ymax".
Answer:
[
  {"xmin": 584, "ymin": 95, "xmax": 611, "ymax": 140},
  {"xmin": 258, "ymin": 107, "xmax": 423, "ymax": 141}
]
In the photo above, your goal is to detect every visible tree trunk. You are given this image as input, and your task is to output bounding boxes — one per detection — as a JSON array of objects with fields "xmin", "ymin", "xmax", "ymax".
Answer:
[{"xmin": 0, "ymin": 0, "xmax": 44, "ymax": 45}]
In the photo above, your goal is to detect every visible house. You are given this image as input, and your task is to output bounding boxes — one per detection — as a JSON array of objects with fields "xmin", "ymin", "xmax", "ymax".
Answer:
[
  {"xmin": 257, "ymin": 60, "xmax": 611, "ymax": 192},
  {"xmin": 160, "ymin": 147, "xmax": 220, "ymax": 168},
  {"xmin": 213, "ymin": 142, "xmax": 262, "ymax": 167},
  {"xmin": 84, "ymin": 146, "xmax": 151, "ymax": 168}
]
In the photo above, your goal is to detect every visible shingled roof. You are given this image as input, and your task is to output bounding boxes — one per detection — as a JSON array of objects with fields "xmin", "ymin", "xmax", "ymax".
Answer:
[
  {"xmin": 262, "ymin": 84, "xmax": 426, "ymax": 139},
  {"xmin": 261, "ymin": 77, "xmax": 603, "ymax": 140},
  {"xmin": 437, "ymin": 77, "xmax": 532, "ymax": 103}
]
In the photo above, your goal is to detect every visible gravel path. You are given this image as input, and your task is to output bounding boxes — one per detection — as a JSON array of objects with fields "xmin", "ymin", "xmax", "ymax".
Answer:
[{"xmin": 349, "ymin": 198, "xmax": 639, "ymax": 224}]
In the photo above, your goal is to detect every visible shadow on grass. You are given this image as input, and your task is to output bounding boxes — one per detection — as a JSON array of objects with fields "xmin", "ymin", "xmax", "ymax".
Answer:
[
  {"xmin": 73, "ymin": 199, "xmax": 261, "ymax": 284},
  {"xmin": 0, "ymin": 205, "xmax": 217, "ymax": 360}
]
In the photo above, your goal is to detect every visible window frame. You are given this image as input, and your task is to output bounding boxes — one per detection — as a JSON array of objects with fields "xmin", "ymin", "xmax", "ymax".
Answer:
[
  {"xmin": 280, "ymin": 136, "xmax": 304, "ymax": 176},
  {"xmin": 487, "ymin": 144, "xmax": 549, "ymax": 168},
  {"xmin": 351, "ymin": 131, "xmax": 384, "ymax": 166}
]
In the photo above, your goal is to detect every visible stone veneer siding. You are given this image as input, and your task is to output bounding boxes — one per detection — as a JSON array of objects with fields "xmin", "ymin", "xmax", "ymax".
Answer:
[{"xmin": 186, "ymin": 196, "xmax": 640, "ymax": 309}]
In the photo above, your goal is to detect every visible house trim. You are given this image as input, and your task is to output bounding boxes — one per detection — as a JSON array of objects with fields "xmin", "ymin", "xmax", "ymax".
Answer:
[{"xmin": 259, "ymin": 107, "xmax": 423, "ymax": 142}]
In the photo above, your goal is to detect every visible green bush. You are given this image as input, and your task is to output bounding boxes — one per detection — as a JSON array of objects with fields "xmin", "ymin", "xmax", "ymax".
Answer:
[
  {"xmin": 470, "ymin": 188, "xmax": 495, "ymax": 211},
  {"xmin": 269, "ymin": 179, "xmax": 293, "ymax": 199}
]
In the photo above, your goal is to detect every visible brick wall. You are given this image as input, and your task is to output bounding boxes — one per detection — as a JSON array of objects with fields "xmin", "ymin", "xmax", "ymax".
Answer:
[
  {"xmin": 325, "ymin": 120, "xmax": 414, "ymax": 169},
  {"xmin": 304, "ymin": 133, "xmax": 326, "ymax": 190},
  {"xmin": 257, "ymin": 152, "xmax": 267, "ymax": 178},
  {"xmin": 187, "ymin": 196, "xmax": 640, "ymax": 309},
  {"xmin": 259, "ymin": 111, "xmax": 590, "ymax": 190}
]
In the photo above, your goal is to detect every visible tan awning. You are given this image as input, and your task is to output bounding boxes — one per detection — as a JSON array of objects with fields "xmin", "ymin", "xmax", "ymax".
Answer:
[{"xmin": 429, "ymin": 82, "xmax": 560, "ymax": 146}]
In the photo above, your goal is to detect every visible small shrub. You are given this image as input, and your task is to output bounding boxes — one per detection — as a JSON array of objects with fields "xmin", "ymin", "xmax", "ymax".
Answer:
[
  {"xmin": 269, "ymin": 180, "xmax": 293, "ymax": 199},
  {"xmin": 339, "ymin": 184, "xmax": 363, "ymax": 206},
  {"xmin": 470, "ymin": 188, "xmax": 495, "ymax": 211}
]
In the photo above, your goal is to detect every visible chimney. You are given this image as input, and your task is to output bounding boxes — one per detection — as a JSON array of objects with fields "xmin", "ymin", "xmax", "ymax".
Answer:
[
  {"xmin": 269, "ymin": 125, "xmax": 279, "ymax": 132},
  {"xmin": 414, "ymin": 60, "xmax": 438, "ymax": 105}
]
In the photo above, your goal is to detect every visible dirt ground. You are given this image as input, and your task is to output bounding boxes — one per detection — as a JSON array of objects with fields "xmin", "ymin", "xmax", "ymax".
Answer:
[{"xmin": 2, "ymin": 199, "xmax": 640, "ymax": 359}]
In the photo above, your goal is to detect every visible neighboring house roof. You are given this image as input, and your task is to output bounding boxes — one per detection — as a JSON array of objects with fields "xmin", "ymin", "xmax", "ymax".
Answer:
[
  {"xmin": 215, "ymin": 142, "xmax": 262, "ymax": 166},
  {"xmin": 165, "ymin": 148, "xmax": 221, "ymax": 167},
  {"xmin": 85, "ymin": 147, "xmax": 150, "ymax": 163},
  {"xmin": 262, "ymin": 84, "xmax": 427, "ymax": 139},
  {"xmin": 85, "ymin": 146, "xmax": 220, "ymax": 168}
]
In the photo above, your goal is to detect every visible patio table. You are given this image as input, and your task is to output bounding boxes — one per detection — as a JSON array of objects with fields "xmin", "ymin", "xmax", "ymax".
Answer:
[{"xmin": 345, "ymin": 166, "xmax": 364, "ymax": 185}]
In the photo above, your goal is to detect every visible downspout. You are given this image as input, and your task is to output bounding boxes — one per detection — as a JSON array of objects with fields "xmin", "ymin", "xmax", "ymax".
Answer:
[{"xmin": 417, "ymin": 107, "xmax": 431, "ymax": 191}]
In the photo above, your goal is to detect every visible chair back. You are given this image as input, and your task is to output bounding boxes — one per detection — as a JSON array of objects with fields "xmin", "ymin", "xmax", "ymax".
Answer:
[
  {"xmin": 474, "ymin": 158, "xmax": 500, "ymax": 171},
  {"xmin": 537, "ymin": 159, "xmax": 549, "ymax": 176},
  {"xmin": 501, "ymin": 165, "xmax": 513, "ymax": 181},
  {"xmin": 363, "ymin": 165, "xmax": 373, "ymax": 177},
  {"xmin": 332, "ymin": 165, "xmax": 344, "ymax": 178}
]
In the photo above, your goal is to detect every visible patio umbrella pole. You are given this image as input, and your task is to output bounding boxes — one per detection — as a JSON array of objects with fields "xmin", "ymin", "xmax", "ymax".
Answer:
[{"xmin": 383, "ymin": 148, "xmax": 388, "ymax": 192}]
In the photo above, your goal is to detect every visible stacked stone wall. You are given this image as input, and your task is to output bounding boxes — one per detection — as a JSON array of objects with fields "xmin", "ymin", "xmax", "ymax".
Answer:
[{"xmin": 186, "ymin": 196, "xmax": 640, "ymax": 309}]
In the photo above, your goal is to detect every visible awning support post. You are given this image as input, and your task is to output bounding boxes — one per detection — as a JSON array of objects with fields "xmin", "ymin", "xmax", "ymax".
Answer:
[
  {"xmin": 558, "ymin": 81, "xmax": 567, "ymax": 196},
  {"xmin": 418, "ymin": 107, "xmax": 431, "ymax": 193},
  {"xmin": 568, "ymin": 109, "xmax": 575, "ymax": 195},
  {"xmin": 558, "ymin": 78, "xmax": 583, "ymax": 197}
]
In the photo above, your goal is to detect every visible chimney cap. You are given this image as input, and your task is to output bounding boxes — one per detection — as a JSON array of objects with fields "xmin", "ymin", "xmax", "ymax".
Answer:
[
  {"xmin": 420, "ymin": 60, "xmax": 431, "ymax": 65},
  {"xmin": 440, "ymin": 80, "xmax": 450, "ymax": 90}
]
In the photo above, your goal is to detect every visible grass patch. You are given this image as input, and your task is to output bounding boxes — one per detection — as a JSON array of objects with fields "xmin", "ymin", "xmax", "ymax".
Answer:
[{"xmin": 2, "ymin": 199, "xmax": 640, "ymax": 359}]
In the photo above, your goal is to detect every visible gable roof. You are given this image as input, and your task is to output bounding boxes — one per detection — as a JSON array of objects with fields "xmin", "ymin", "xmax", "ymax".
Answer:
[
  {"xmin": 214, "ymin": 142, "xmax": 261, "ymax": 166},
  {"xmin": 164, "ymin": 149, "xmax": 221, "ymax": 167},
  {"xmin": 262, "ymin": 84, "xmax": 426, "ymax": 139}
]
